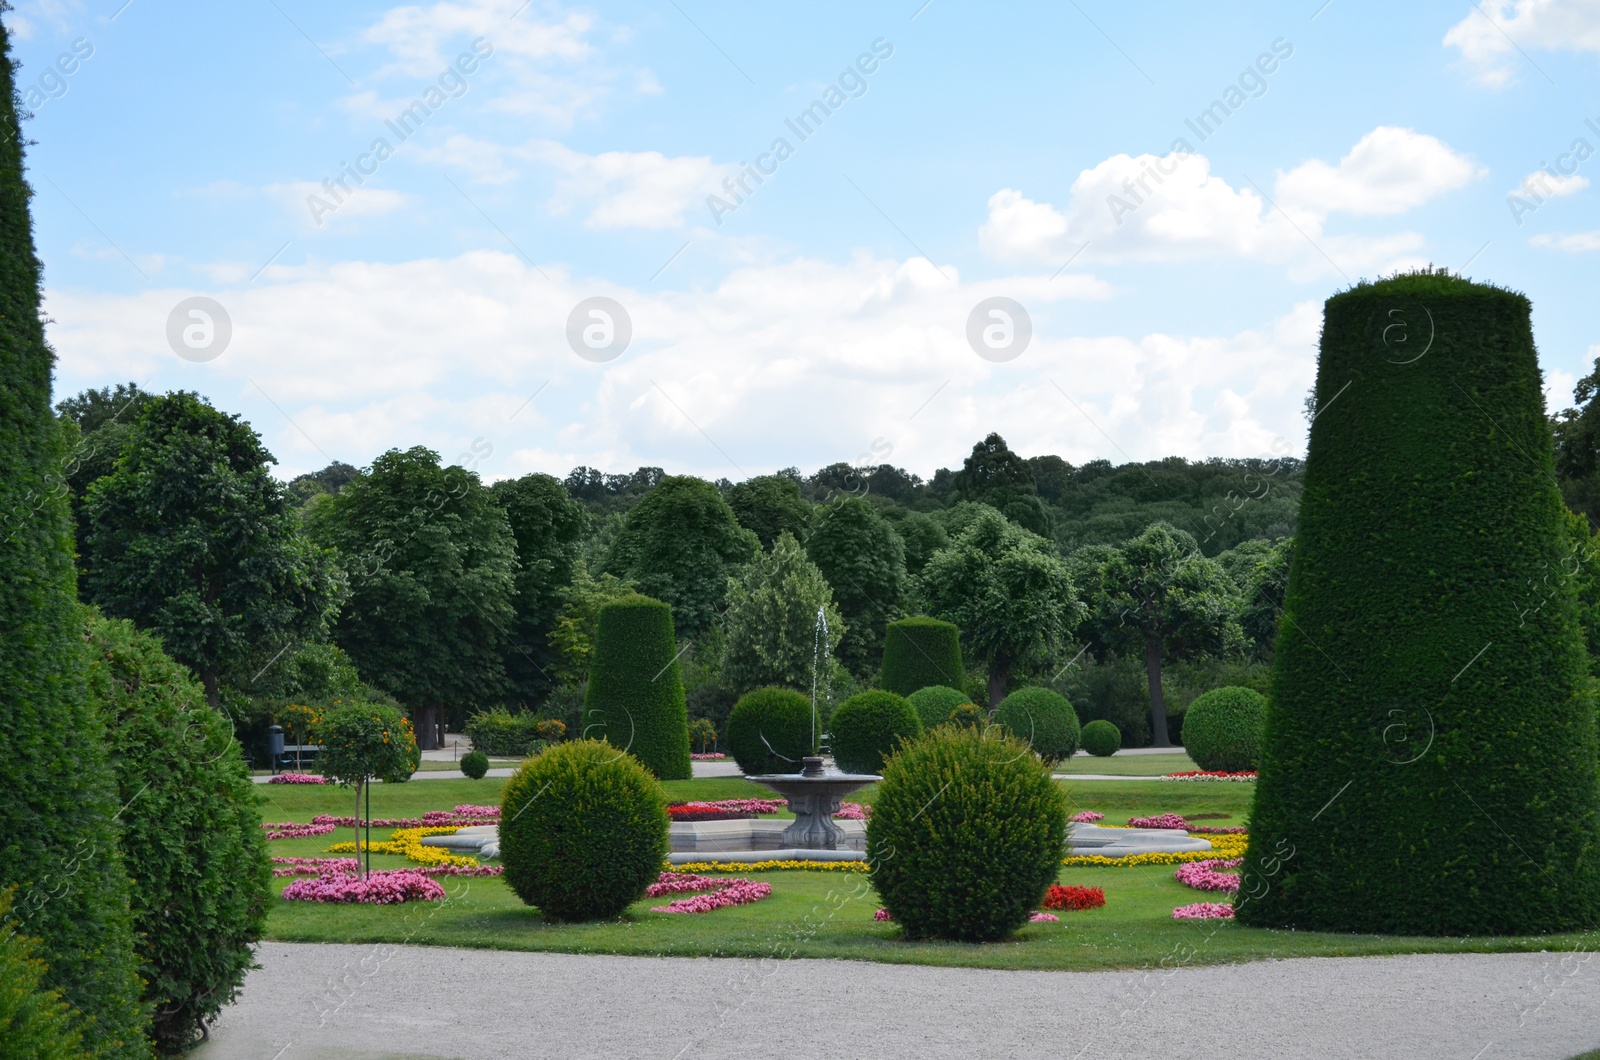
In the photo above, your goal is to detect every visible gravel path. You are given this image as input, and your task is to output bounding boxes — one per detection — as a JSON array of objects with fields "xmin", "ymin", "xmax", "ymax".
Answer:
[{"xmin": 196, "ymin": 942, "xmax": 1598, "ymax": 1060}]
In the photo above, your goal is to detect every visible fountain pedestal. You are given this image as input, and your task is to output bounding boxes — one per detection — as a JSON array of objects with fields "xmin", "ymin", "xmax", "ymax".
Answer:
[{"xmin": 746, "ymin": 756, "xmax": 879, "ymax": 852}]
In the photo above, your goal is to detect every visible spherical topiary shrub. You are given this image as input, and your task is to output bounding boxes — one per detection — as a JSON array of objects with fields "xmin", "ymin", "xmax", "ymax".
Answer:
[
  {"xmin": 460, "ymin": 750, "xmax": 490, "ymax": 779},
  {"xmin": 906, "ymin": 684, "xmax": 972, "ymax": 731},
  {"xmin": 879, "ymin": 616, "xmax": 964, "ymax": 697},
  {"xmin": 582, "ymin": 594, "xmax": 692, "ymax": 781},
  {"xmin": 868, "ymin": 726, "xmax": 1067, "ymax": 942},
  {"xmin": 500, "ymin": 740, "xmax": 669, "ymax": 922},
  {"xmin": 828, "ymin": 691, "xmax": 921, "ymax": 774},
  {"xmin": 726, "ymin": 687, "xmax": 815, "ymax": 775},
  {"xmin": 1081, "ymin": 719, "xmax": 1122, "ymax": 757},
  {"xmin": 1181, "ymin": 687, "xmax": 1267, "ymax": 772},
  {"xmin": 994, "ymin": 686, "xmax": 1081, "ymax": 764}
]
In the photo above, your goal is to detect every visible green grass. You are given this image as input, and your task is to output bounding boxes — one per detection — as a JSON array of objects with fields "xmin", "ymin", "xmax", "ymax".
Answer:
[
  {"xmin": 1055, "ymin": 752, "xmax": 1199, "ymax": 776},
  {"xmin": 256, "ymin": 776, "xmax": 1600, "ymax": 972}
]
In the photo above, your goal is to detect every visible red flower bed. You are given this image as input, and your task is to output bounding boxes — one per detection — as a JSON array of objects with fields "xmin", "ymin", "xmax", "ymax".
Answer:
[{"xmin": 1042, "ymin": 884, "xmax": 1106, "ymax": 911}]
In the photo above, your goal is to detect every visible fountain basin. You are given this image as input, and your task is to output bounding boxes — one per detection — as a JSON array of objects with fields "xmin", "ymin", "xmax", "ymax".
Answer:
[{"xmin": 745, "ymin": 756, "xmax": 880, "ymax": 851}]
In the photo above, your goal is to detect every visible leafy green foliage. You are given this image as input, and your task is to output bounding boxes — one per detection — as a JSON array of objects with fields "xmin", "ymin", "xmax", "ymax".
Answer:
[
  {"xmin": 994, "ymin": 686, "xmax": 1081, "ymax": 763},
  {"xmin": 465, "ymin": 708, "xmax": 547, "ymax": 757},
  {"xmin": 490, "ymin": 473, "xmax": 588, "ymax": 709},
  {"xmin": 0, "ymin": 18, "xmax": 148, "ymax": 1049},
  {"xmin": 867, "ymin": 726, "xmax": 1067, "ymax": 942},
  {"xmin": 583, "ymin": 595, "xmax": 692, "ymax": 780},
  {"xmin": 82, "ymin": 393, "xmax": 344, "ymax": 706},
  {"xmin": 953, "ymin": 432, "xmax": 1051, "ymax": 537},
  {"xmin": 499, "ymin": 741, "xmax": 669, "ymax": 921},
  {"xmin": 728, "ymin": 474, "xmax": 813, "ymax": 548},
  {"xmin": 546, "ymin": 561, "xmax": 636, "ymax": 687},
  {"xmin": 722, "ymin": 531, "xmax": 845, "ymax": 694},
  {"xmin": 805, "ymin": 497, "xmax": 907, "ymax": 675},
  {"xmin": 1237, "ymin": 538, "xmax": 1292, "ymax": 658},
  {"xmin": 906, "ymin": 685, "xmax": 972, "ymax": 732},
  {"xmin": 916, "ymin": 508, "xmax": 1079, "ymax": 707},
  {"xmin": 0, "ymin": 891, "xmax": 90, "ymax": 1060},
  {"xmin": 1242, "ymin": 271, "xmax": 1600, "ymax": 935},
  {"xmin": 317, "ymin": 703, "xmax": 420, "ymax": 787},
  {"xmin": 1553, "ymin": 353, "xmax": 1600, "ymax": 525},
  {"xmin": 306, "ymin": 447, "xmax": 518, "ymax": 741},
  {"xmin": 828, "ymin": 691, "xmax": 920, "ymax": 774},
  {"xmin": 603, "ymin": 476, "xmax": 758, "ymax": 639},
  {"xmin": 688, "ymin": 717, "xmax": 718, "ymax": 754},
  {"xmin": 85, "ymin": 615, "xmax": 270, "ymax": 1052},
  {"xmin": 880, "ymin": 616, "xmax": 964, "ymax": 697},
  {"xmin": 725, "ymin": 687, "xmax": 816, "ymax": 774},
  {"xmin": 1181, "ymin": 687, "xmax": 1266, "ymax": 772},
  {"xmin": 880, "ymin": 507, "xmax": 948, "ymax": 577},
  {"xmin": 460, "ymin": 751, "xmax": 489, "ymax": 779},
  {"xmin": 1081, "ymin": 719, "xmax": 1122, "ymax": 756}
]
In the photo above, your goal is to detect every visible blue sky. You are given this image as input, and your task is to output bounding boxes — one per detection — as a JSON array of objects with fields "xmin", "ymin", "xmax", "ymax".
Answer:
[{"xmin": 15, "ymin": 0, "xmax": 1600, "ymax": 481}]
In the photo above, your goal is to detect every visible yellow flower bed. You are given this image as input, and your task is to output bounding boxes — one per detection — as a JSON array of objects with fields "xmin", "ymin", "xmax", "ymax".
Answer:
[
  {"xmin": 1062, "ymin": 832, "xmax": 1249, "ymax": 868},
  {"xmin": 327, "ymin": 826, "xmax": 480, "ymax": 868},
  {"xmin": 672, "ymin": 859, "xmax": 869, "ymax": 874}
]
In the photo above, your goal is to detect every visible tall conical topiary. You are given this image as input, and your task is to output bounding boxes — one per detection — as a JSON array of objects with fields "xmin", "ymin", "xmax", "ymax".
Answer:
[
  {"xmin": 582, "ymin": 594, "xmax": 692, "ymax": 780},
  {"xmin": 1240, "ymin": 271, "xmax": 1600, "ymax": 935},
  {"xmin": 0, "ymin": 15, "xmax": 149, "ymax": 1054},
  {"xmin": 880, "ymin": 616, "xmax": 963, "ymax": 697}
]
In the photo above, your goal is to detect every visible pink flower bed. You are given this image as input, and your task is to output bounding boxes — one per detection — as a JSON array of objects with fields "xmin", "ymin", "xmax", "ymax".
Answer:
[
  {"xmin": 310, "ymin": 805, "xmax": 500, "ymax": 829},
  {"xmin": 1161, "ymin": 771, "xmax": 1257, "ymax": 782},
  {"xmin": 833, "ymin": 802, "xmax": 871, "ymax": 820},
  {"xmin": 271, "ymin": 856, "xmax": 360, "ymax": 877},
  {"xmin": 1071, "ymin": 811, "xmax": 1105, "ymax": 823},
  {"xmin": 1173, "ymin": 902, "xmax": 1235, "ymax": 919},
  {"xmin": 1187, "ymin": 824, "xmax": 1248, "ymax": 835},
  {"xmin": 267, "ymin": 772, "xmax": 326, "ymax": 784},
  {"xmin": 691, "ymin": 752, "xmax": 726, "ymax": 760},
  {"xmin": 1128, "ymin": 813, "xmax": 1190, "ymax": 830},
  {"xmin": 282, "ymin": 869, "xmax": 446, "ymax": 904},
  {"xmin": 261, "ymin": 821, "xmax": 336, "ymax": 840},
  {"xmin": 874, "ymin": 907, "xmax": 894, "ymax": 922},
  {"xmin": 645, "ymin": 871, "xmax": 771, "ymax": 914},
  {"xmin": 1173, "ymin": 858, "xmax": 1243, "ymax": 893}
]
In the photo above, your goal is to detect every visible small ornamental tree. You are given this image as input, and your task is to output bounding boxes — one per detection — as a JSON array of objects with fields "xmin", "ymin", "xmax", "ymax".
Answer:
[
  {"xmin": 880, "ymin": 616, "xmax": 964, "ymax": 697},
  {"xmin": 722, "ymin": 531, "xmax": 845, "ymax": 694},
  {"xmin": 318, "ymin": 703, "xmax": 420, "ymax": 877},
  {"xmin": 582, "ymin": 595, "xmax": 692, "ymax": 780},
  {"xmin": 1243, "ymin": 271, "xmax": 1600, "ymax": 935}
]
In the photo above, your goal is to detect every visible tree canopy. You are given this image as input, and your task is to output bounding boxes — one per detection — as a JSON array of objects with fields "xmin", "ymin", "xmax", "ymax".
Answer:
[
  {"xmin": 490, "ymin": 472, "xmax": 588, "ymax": 708},
  {"xmin": 805, "ymin": 496, "xmax": 907, "ymax": 675}
]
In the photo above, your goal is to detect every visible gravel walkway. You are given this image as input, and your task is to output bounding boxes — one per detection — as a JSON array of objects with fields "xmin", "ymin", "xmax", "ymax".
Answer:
[{"xmin": 196, "ymin": 942, "xmax": 1598, "ymax": 1060}]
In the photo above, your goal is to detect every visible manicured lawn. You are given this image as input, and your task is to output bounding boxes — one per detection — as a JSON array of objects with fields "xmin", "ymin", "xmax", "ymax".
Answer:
[
  {"xmin": 1055, "ymin": 752, "xmax": 1199, "ymax": 776},
  {"xmin": 256, "ymin": 776, "xmax": 1600, "ymax": 971}
]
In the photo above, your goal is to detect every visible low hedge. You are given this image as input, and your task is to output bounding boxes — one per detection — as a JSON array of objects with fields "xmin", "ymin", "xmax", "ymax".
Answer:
[
  {"xmin": 829, "ymin": 691, "xmax": 921, "ymax": 774},
  {"xmin": 466, "ymin": 708, "xmax": 547, "ymax": 757},
  {"xmin": 994, "ymin": 686, "xmax": 1080, "ymax": 763},
  {"xmin": 1181, "ymin": 687, "xmax": 1267, "ymax": 772}
]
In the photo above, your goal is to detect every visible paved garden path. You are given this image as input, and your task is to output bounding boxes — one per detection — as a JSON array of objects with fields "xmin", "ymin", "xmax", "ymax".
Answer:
[{"xmin": 197, "ymin": 942, "xmax": 1597, "ymax": 1060}]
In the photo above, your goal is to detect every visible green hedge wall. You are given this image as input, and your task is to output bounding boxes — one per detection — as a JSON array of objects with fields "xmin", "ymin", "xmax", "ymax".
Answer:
[
  {"xmin": 880, "ymin": 617, "xmax": 964, "ymax": 696},
  {"xmin": 1241, "ymin": 272, "xmax": 1600, "ymax": 935},
  {"xmin": 726, "ymin": 687, "xmax": 815, "ymax": 774},
  {"xmin": 582, "ymin": 594, "xmax": 692, "ymax": 780},
  {"xmin": 465, "ymin": 708, "xmax": 547, "ymax": 757}
]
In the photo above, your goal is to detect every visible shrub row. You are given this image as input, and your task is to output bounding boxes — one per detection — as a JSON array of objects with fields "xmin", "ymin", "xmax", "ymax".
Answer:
[{"xmin": 465, "ymin": 708, "xmax": 550, "ymax": 757}]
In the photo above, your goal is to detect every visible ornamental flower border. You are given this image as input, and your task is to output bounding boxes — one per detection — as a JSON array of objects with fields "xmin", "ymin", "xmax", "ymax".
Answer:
[{"xmin": 644, "ymin": 871, "xmax": 772, "ymax": 914}]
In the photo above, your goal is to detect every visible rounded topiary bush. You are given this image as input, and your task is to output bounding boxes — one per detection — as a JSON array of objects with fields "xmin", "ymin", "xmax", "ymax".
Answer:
[
  {"xmin": 1081, "ymin": 719, "xmax": 1121, "ymax": 757},
  {"xmin": 583, "ymin": 594, "xmax": 692, "ymax": 780},
  {"xmin": 499, "ymin": 740, "xmax": 669, "ymax": 922},
  {"xmin": 906, "ymin": 685, "xmax": 972, "ymax": 731},
  {"xmin": 726, "ymin": 687, "xmax": 815, "ymax": 775},
  {"xmin": 868, "ymin": 726, "xmax": 1068, "ymax": 942},
  {"xmin": 460, "ymin": 750, "xmax": 489, "ymax": 779},
  {"xmin": 994, "ymin": 686, "xmax": 1081, "ymax": 764},
  {"xmin": 880, "ymin": 616, "xmax": 964, "ymax": 696},
  {"xmin": 828, "ymin": 691, "xmax": 920, "ymax": 774},
  {"xmin": 1181, "ymin": 687, "xmax": 1266, "ymax": 772}
]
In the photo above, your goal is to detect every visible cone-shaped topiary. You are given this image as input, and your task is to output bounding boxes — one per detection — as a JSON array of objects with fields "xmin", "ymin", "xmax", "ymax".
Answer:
[
  {"xmin": 0, "ymin": 15, "xmax": 148, "ymax": 1051},
  {"xmin": 994, "ymin": 686, "xmax": 1081, "ymax": 764},
  {"xmin": 726, "ymin": 687, "xmax": 816, "ymax": 774},
  {"xmin": 460, "ymin": 750, "xmax": 490, "ymax": 779},
  {"xmin": 868, "ymin": 726, "xmax": 1067, "ymax": 941},
  {"xmin": 906, "ymin": 685, "xmax": 972, "ymax": 731},
  {"xmin": 582, "ymin": 594, "xmax": 692, "ymax": 780},
  {"xmin": 828, "ymin": 691, "xmax": 921, "ymax": 774},
  {"xmin": 499, "ymin": 740, "xmax": 669, "ymax": 921},
  {"xmin": 1181, "ymin": 687, "xmax": 1266, "ymax": 772},
  {"xmin": 880, "ymin": 616, "xmax": 964, "ymax": 696},
  {"xmin": 1081, "ymin": 719, "xmax": 1122, "ymax": 757},
  {"xmin": 1241, "ymin": 271, "xmax": 1600, "ymax": 935}
]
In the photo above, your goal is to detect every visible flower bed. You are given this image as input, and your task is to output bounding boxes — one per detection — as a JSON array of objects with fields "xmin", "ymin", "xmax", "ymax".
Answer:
[
  {"xmin": 1042, "ymin": 884, "xmax": 1106, "ymax": 911},
  {"xmin": 644, "ymin": 871, "xmax": 772, "ymax": 913},
  {"xmin": 327, "ymin": 826, "xmax": 482, "ymax": 868},
  {"xmin": 1173, "ymin": 858, "xmax": 1242, "ymax": 893},
  {"xmin": 272, "ymin": 856, "xmax": 360, "ymax": 877},
  {"xmin": 1127, "ymin": 813, "xmax": 1190, "ymax": 829},
  {"xmin": 1071, "ymin": 811, "xmax": 1105, "ymax": 823},
  {"xmin": 1173, "ymin": 902, "xmax": 1235, "ymax": 919},
  {"xmin": 1062, "ymin": 831, "xmax": 1249, "ymax": 868},
  {"xmin": 261, "ymin": 821, "xmax": 336, "ymax": 841},
  {"xmin": 1160, "ymin": 770, "xmax": 1257, "ymax": 782},
  {"xmin": 312, "ymin": 805, "xmax": 499, "ymax": 829},
  {"xmin": 267, "ymin": 772, "xmax": 326, "ymax": 784},
  {"xmin": 282, "ymin": 869, "xmax": 445, "ymax": 905},
  {"xmin": 690, "ymin": 752, "xmax": 726, "ymax": 760},
  {"xmin": 667, "ymin": 803, "xmax": 757, "ymax": 822},
  {"xmin": 673, "ymin": 859, "xmax": 868, "ymax": 873}
]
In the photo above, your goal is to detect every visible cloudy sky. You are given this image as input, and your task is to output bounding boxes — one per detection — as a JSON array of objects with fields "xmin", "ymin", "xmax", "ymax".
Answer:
[{"xmin": 15, "ymin": 0, "xmax": 1600, "ymax": 481}]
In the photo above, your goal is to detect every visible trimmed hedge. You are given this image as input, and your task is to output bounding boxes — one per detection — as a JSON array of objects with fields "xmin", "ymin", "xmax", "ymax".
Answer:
[
  {"xmin": 906, "ymin": 685, "xmax": 972, "ymax": 731},
  {"xmin": 460, "ymin": 750, "xmax": 490, "ymax": 779},
  {"xmin": 582, "ymin": 594, "xmax": 692, "ymax": 780},
  {"xmin": 828, "ymin": 691, "xmax": 921, "ymax": 774},
  {"xmin": 880, "ymin": 617, "xmax": 964, "ymax": 696},
  {"xmin": 867, "ymin": 726, "xmax": 1067, "ymax": 941},
  {"xmin": 726, "ymin": 687, "xmax": 815, "ymax": 774},
  {"xmin": 994, "ymin": 686, "xmax": 1081, "ymax": 763},
  {"xmin": 1081, "ymin": 719, "xmax": 1122, "ymax": 757},
  {"xmin": 1181, "ymin": 687, "xmax": 1266, "ymax": 772},
  {"xmin": 499, "ymin": 740, "xmax": 669, "ymax": 921},
  {"xmin": 0, "ymin": 891, "xmax": 88, "ymax": 1060},
  {"xmin": 86, "ymin": 616, "xmax": 271, "ymax": 1053},
  {"xmin": 466, "ymin": 708, "xmax": 546, "ymax": 757},
  {"xmin": 1241, "ymin": 272, "xmax": 1600, "ymax": 935}
]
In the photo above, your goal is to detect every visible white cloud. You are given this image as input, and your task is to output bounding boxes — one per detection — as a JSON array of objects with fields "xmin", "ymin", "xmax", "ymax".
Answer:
[
  {"xmin": 1511, "ymin": 169, "xmax": 1590, "ymax": 198},
  {"xmin": 1530, "ymin": 229, "xmax": 1600, "ymax": 250},
  {"xmin": 265, "ymin": 181, "xmax": 414, "ymax": 228},
  {"xmin": 1444, "ymin": 0, "xmax": 1600, "ymax": 86},
  {"xmin": 535, "ymin": 143, "xmax": 733, "ymax": 229},
  {"xmin": 1275, "ymin": 127, "xmax": 1485, "ymax": 216}
]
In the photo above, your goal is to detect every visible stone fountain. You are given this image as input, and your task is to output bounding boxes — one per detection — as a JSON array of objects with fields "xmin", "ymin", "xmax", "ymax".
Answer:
[{"xmin": 744, "ymin": 756, "xmax": 878, "ymax": 851}]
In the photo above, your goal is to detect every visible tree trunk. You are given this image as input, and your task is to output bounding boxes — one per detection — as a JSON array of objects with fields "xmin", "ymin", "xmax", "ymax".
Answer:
[
  {"xmin": 201, "ymin": 669, "xmax": 221, "ymax": 711},
  {"xmin": 414, "ymin": 704, "xmax": 439, "ymax": 751},
  {"xmin": 987, "ymin": 653, "xmax": 1011, "ymax": 711},
  {"xmin": 1145, "ymin": 633, "xmax": 1172, "ymax": 747}
]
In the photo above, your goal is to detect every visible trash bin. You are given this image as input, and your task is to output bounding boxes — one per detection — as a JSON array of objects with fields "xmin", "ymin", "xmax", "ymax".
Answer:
[{"xmin": 267, "ymin": 725, "xmax": 285, "ymax": 774}]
